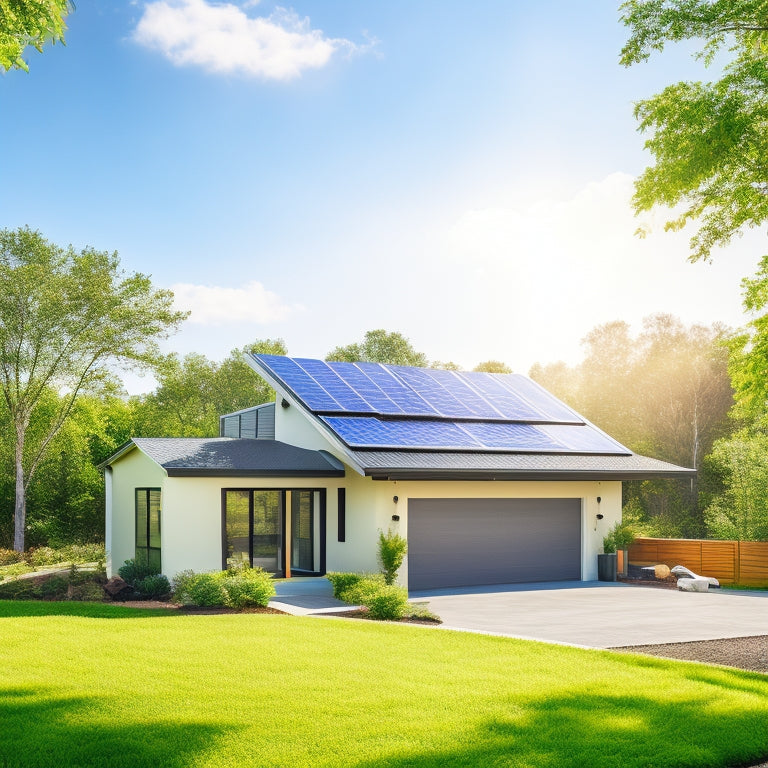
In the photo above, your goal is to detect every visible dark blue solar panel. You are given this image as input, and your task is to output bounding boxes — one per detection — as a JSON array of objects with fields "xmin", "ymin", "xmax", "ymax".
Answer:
[
  {"xmin": 460, "ymin": 422, "xmax": 568, "ymax": 451},
  {"xmin": 498, "ymin": 375, "xmax": 583, "ymax": 423},
  {"xmin": 321, "ymin": 417, "xmax": 479, "ymax": 449},
  {"xmin": 457, "ymin": 371, "xmax": 556, "ymax": 422},
  {"xmin": 354, "ymin": 363, "xmax": 439, "ymax": 416},
  {"xmin": 542, "ymin": 424, "xmax": 629, "ymax": 454},
  {"xmin": 389, "ymin": 366, "xmax": 505, "ymax": 419},
  {"xmin": 255, "ymin": 355, "xmax": 341, "ymax": 411},
  {"xmin": 293, "ymin": 358, "xmax": 377, "ymax": 413},
  {"xmin": 325, "ymin": 362, "xmax": 406, "ymax": 414}
]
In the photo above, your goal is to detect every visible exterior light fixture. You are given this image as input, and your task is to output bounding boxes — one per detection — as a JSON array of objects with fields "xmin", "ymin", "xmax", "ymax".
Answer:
[{"xmin": 392, "ymin": 514, "xmax": 400, "ymax": 522}]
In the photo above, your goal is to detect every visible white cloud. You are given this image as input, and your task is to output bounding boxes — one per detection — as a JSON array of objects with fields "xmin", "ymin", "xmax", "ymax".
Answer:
[
  {"xmin": 133, "ymin": 0, "xmax": 365, "ymax": 79},
  {"xmin": 170, "ymin": 280, "xmax": 299, "ymax": 324}
]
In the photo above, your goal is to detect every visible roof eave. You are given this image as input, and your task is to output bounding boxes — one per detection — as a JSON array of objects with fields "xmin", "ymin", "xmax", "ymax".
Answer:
[
  {"xmin": 366, "ymin": 468, "xmax": 697, "ymax": 481},
  {"xmin": 165, "ymin": 468, "xmax": 345, "ymax": 478}
]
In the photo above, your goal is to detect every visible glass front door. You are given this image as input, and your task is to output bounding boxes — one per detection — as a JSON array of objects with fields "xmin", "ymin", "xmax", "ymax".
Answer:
[{"xmin": 291, "ymin": 491, "xmax": 314, "ymax": 572}]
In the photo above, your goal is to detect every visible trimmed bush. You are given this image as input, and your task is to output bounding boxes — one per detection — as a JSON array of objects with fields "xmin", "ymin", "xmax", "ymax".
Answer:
[
  {"xmin": 59, "ymin": 543, "xmax": 106, "ymax": 564},
  {"xmin": 222, "ymin": 568, "xmax": 275, "ymax": 609},
  {"xmin": 0, "ymin": 549, "xmax": 24, "ymax": 566},
  {"xmin": 187, "ymin": 573, "xmax": 228, "ymax": 607},
  {"xmin": 365, "ymin": 584, "xmax": 408, "ymax": 620},
  {"xmin": 378, "ymin": 529, "xmax": 407, "ymax": 585},
  {"xmin": 340, "ymin": 575, "xmax": 386, "ymax": 606},
  {"xmin": 40, "ymin": 575, "xmax": 69, "ymax": 599},
  {"xmin": 326, "ymin": 572, "xmax": 365, "ymax": 599},
  {"xmin": 118, "ymin": 558, "xmax": 159, "ymax": 585},
  {"xmin": 171, "ymin": 569, "xmax": 197, "ymax": 604},
  {"xmin": 134, "ymin": 574, "xmax": 171, "ymax": 600},
  {"xmin": 27, "ymin": 547, "xmax": 64, "ymax": 567}
]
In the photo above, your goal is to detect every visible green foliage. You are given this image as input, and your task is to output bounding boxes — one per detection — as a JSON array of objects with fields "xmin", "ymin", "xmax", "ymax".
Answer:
[
  {"xmin": 326, "ymin": 329, "xmax": 428, "ymax": 366},
  {"xmin": 473, "ymin": 360, "xmax": 513, "ymax": 374},
  {"xmin": 704, "ymin": 431, "xmax": 768, "ymax": 540},
  {"xmin": 220, "ymin": 567, "xmax": 275, "ymax": 609},
  {"xmin": 39, "ymin": 575, "xmax": 68, "ymax": 599},
  {"xmin": 325, "ymin": 571, "xmax": 365, "ymax": 599},
  {"xmin": 378, "ymin": 528, "xmax": 408, "ymax": 585},
  {"xmin": 332, "ymin": 573, "xmax": 406, "ymax": 619},
  {"xmin": 0, "ymin": 548, "xmax": 24, "ymax": 565},
  {"xmin": 602, "ymin": 522, "xmax": 637, "ymax": 555},
  {"xmin": 133, "ymin": 574, "xmax": 171, "ymax": 600},
  {"xmin": 620, "ymin": 0, "xmax": 768, "ymax": 263},
  {"xmin": 27, "ymin": 546, "xmax": 63, "ymax": 567},
  {"xmin": 172, "ymin": 565, "xmax": 275, "ymax": 608},
  {"xmin": 364, "ymin": 584, "xmax": 409, "ymax": 620},
  {"xmin": 0, "ymin": 226, "xmax": 187, "ymax": 552},
  {"xmin": 0, "ymin": 0, "xmax": 70, "ymax": 71},
  {"xmin": 118, "ymin": 558, "xmax": 159, "ymax": 586}
]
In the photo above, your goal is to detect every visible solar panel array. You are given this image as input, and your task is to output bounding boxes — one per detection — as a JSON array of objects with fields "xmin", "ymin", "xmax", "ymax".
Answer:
[{"xmin": 252, "ymin": 355, "xmax": 630, "ymax": 455}]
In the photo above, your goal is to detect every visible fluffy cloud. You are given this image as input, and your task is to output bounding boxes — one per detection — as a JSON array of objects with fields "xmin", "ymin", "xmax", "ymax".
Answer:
[
  {"xmin": 133, "ymin": 0, "xmax": 362, "ymax": 79},
  {"xmin": 170, "ymin": 280, "xmax": 299, "ymax": 324}
]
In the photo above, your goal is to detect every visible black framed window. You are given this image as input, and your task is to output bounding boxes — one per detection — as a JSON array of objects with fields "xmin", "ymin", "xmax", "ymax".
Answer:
[
  {"xmin": 135, "ymin": 488, "xmax": 161, "ymax": 572},
  {"xmin": 337, "ymin": 488, "xmax": 346, "ymax": 542}
]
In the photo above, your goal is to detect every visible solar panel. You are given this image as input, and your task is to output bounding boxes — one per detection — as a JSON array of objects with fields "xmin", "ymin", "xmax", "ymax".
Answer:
[
  {"xmin": 251, "ymin": 355, "xmax": 629, "ymax": 454},
  {"xmin": 293, "ymin": 358, "xmax": 377, "ymax": 413},
  {"xmin": 321, "ymin": 417, "xmax": 479, "ymax": 449},
  {"xmin": 256, "ymin": 355, "xmax": 341, "ymax": 411}
]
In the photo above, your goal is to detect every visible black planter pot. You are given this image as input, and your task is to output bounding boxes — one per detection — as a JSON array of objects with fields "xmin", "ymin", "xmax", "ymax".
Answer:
[{"xmin": 597, "ymin": 553, "xmax": 618, "ymax": 582}]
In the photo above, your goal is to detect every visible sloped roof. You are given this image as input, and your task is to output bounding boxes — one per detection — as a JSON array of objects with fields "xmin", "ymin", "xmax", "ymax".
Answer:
[
  {"xmin": 247, "ymin": 355, "xmax": 695, "ymax": 480},
  {"xmin": 102, "ymin": 438, "xmax": 345, "ymax": 478}
]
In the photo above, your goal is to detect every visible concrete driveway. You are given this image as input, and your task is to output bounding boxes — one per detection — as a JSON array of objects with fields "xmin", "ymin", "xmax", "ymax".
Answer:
[{"xmin": 409, "ymin": 581, "xmax": 768, "ymax": 648}]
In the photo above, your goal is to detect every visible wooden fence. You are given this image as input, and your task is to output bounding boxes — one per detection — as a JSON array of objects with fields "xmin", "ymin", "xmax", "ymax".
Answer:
[{"xmin": 628, "ymin": 537, "xmax": 768, "ymax": 586}]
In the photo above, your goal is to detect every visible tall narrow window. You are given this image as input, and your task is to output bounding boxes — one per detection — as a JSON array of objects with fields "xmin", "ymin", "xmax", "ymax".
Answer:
[
  {"xmin": 135, "ymin": 488, "xmax": 161, "ymax": 572},
  {"xmin": 337, "ymin": 488, "xmax": 346, "ymax": 543}
]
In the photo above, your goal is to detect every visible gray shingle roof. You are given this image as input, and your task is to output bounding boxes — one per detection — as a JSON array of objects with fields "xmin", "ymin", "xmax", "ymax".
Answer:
[
  {"xmin": 105, "ymin": 438, "xmax": 345, "ymax": 477},
  {"xmin": 349, "ymin": 449, "xmax": 694, "ymax": 481}
]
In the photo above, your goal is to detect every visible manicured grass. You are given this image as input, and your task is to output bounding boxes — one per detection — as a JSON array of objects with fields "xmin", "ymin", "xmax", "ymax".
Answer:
[{"xmin": 1, "ymin": 601, "xmax": 767, "ymax": 768}]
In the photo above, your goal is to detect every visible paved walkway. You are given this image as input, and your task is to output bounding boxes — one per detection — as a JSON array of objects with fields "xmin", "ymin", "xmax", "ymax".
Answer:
[
  {"xmin": 410, "ymin": 581, "xmax": 768, "ymax": 648},
  {"xmin": 272, "ymin": 578, "xmax": 768, "ymax": 649}
]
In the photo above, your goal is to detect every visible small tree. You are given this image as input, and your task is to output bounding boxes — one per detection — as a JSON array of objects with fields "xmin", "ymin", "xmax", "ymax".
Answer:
[
  {"xmin": 0, "ymin": 0, "xmax": 70, "ymax": 71},
  {"xmin": 0, "ymin": 227, "xmax": 187, "ymax": 551},
  {"xmin": 378, "ymin": 528, "xmax": 407, "ymax": 585}
]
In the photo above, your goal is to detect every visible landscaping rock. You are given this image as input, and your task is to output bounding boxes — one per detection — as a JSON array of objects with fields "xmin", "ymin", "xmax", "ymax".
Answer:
[
  {"xmin": 677, "ymin": 577, "xmax": 710, "ymax": 593},
  {"xmin": 104, "ymin": 575, "xmax": 133, "ymax": 600}
]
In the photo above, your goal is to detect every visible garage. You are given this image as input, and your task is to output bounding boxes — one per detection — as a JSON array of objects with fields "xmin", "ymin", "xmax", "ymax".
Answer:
[{"xmin": 407, "ymin": 498, "xmax": 582, "ymax": 591}]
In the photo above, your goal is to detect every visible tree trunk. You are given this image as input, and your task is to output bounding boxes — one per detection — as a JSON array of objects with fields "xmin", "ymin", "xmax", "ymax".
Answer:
[{"xmin": 13, "ymin": 436, "xmax": 26, "ymax": 553}]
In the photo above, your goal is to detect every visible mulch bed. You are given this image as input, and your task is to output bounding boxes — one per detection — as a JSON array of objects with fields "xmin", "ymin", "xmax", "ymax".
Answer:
[
  {"xmin": 326, "ymin": 608, "xmax": 442, "ymax": 625},
  {"xmin": 109, "ymin": 600, "xmax": 287, "ymax": 615}
]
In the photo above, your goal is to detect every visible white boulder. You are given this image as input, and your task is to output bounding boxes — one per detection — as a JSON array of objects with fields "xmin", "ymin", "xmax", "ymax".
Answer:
[
  {"xmin": 676, "ymin": 577, "xmax": 710, "ymax": 593},
  {"xmin": 671, "ymin": 565, "xmax": 720, "ymax": 588}
]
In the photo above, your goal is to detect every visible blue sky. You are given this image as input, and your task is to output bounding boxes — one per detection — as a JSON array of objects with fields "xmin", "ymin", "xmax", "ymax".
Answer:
[{"xmin": 1, "ymin": 1, "xmax": 762, "ymax": 392}]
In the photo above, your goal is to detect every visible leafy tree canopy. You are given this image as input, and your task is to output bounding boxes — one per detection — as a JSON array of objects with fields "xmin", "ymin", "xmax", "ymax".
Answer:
[
  {"xmin": 0, "ymin": 226, "xmax": 187, "ymax": 550},
  {"xmin": 326, "ymin": 329, "xmax": 428, "ymax": 367},
  {"xmin": 620, "ymin": 0, "xmax": 768, "ymax": 262},
  {"xmin": 473, "ymin": 360, "xmax": 513, "ymax": 374},
  {"xmin": 0, "ymin": 0, "xmax": 70, "ymax": 71}
]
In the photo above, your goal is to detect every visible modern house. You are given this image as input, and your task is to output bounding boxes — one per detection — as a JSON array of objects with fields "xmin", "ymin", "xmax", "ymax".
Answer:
[{"xmin": 103, "ymin": 355, "xmax": 694, "ymax": 591}]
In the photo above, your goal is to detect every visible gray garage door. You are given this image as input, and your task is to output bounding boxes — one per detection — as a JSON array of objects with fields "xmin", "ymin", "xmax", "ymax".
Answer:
[{"xmin": 408, "ymin": 498, "xmax": 581, "ymax": 591}]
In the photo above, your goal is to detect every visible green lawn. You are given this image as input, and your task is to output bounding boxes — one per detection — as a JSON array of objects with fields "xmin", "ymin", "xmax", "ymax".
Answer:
[{"xmin": 1, "ymin": 601, "xmax": 767, "ymax": 768}]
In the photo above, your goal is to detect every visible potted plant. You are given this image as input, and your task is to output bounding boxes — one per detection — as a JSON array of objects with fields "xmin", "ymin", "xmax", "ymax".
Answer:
[
  {"xmin": 598, "ymin": 529, "xmax": 618, "ymax": 582},
  {"xmin": 612, "ymin": 521, "xmax": 636, "ymax": 577}
]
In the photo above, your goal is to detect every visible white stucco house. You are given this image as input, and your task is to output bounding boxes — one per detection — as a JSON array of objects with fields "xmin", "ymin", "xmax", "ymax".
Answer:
[{"xmin": 103, "ymin": 354, "xmax": 694, "ymax": 591}]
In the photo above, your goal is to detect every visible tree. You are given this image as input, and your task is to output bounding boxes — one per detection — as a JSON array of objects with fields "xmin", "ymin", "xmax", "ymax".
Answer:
[
  {"xmin": 133, "ymin": 339, "xmax": 287, "ymax": 438},
  {"xmin": 326, "ymin": 330, "xmax": 428, "ymax": 367},
  {"xmin": 0, "ymin": 0, "xmax": 70, "ymax": 71},
  {"xmin": 473, "ymin": 360, "xmax": 512, "ymax": 374},
  {"xmin": 0, "ymin": 227, "xmax": 186, "ymax": 551},
  {"xmin": 620, "ymin": 1, "xmax": 768, "ymax": 263},
  {"xmin": 704, "ymin": 431, "xmax": 768, "ymax": 541}
]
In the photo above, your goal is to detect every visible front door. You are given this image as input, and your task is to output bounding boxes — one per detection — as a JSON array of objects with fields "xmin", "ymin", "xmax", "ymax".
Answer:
[{"xmin": 223, "ymin": 488, "xmax": 324, "ymax": 576}]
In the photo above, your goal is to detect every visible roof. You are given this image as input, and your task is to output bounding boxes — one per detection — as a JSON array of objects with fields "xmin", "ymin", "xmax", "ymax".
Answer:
[
  {"xmin": 247, "ymin": 354, "xmax": 695, "ymax": 480},
  {"xmin": 248, "ymin": 354, "xmax": 630, "ymax": 455},
  {"xmin": 349, "ymin": 450, "xmax": 696, "ymax": 481},
  {"xmin": 102, "ymin": 438, "xmax": 345, "ymax": 478}
]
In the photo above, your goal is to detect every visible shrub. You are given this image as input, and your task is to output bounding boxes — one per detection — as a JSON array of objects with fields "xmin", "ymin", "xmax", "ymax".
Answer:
[
  {"xmin": 0, "ymin": 549, "xmax": 24, "ymax": 566},
  {"xmin": 134, "ymin": 574, "xmax": 171, "ymax": 600},
  {"xmin": 339, "ymin": 574, "xmax": 386, "ymax": 605},
  {"xmin": 187, "ymin": 573, "xmax": 228, "ymax": 607},
  {"xmin": 40, "ymin": 575, "xmax": 69, "ymax": 599},
  {"xmin": 59, "ymin": 543, "xmax": 106, "ymax": 564},
  {"xmin": 118, "ymin": 558, "xmax": 159, "ymax": 586},
  {"xmin": 27, "ymin": 547, "xmax": 63, "ymax": 567},
  {"xmin": 365, "ymin": 584, "xmax": 408, "ymax": 620},
  {"xmin": 378, "ymin": 529, "xmax": 407, "ymax": 585},
  {"xmin": 326, "ymin": 572, "xmax": 365, "ymax": 599},
  {"xmin": 603, "ymin": 521, "xmax": 636, "ymax": 554},
  {"xmin": 171, "ymin": 569, "xmax": 197, "ymax": 604},
  {"xmin": 222, "ymin": 567, "xmax": 275, "ymax": 609}
]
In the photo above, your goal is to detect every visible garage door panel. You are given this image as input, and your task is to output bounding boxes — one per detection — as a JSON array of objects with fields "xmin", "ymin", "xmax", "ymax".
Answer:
[{"xmin": 408, "ymin": 498, "xmax": 581, "ymax": 590}]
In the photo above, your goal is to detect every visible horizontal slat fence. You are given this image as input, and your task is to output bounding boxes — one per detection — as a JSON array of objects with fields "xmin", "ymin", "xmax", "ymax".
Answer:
[{"xmin": 628, "ymin": 537, "xmax": 768, "ymax": 587}]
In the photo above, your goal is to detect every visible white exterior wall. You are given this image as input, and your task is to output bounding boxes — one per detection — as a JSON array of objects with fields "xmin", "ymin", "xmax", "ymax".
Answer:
[{"xmin": 106, "ymin": 447, "xmax": 166, "ymax": 577}]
